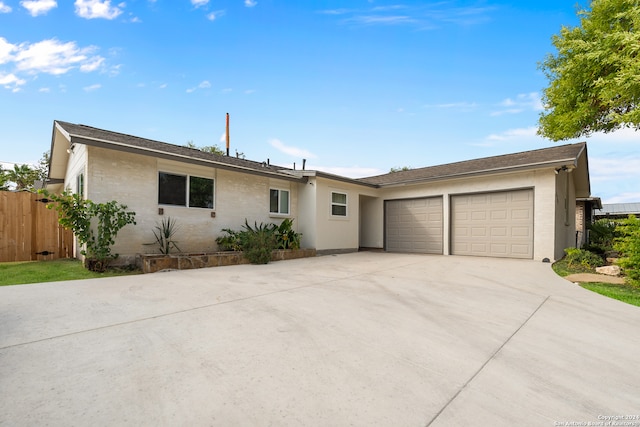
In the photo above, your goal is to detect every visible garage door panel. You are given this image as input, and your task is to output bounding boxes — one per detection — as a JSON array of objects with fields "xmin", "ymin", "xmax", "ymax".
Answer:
[
  {"xmin": 452, "ymin": 189, "xmax": 533, "ymax": 259},
  {"xmin": 386, "ymin": 197, "xmax": 443, "ymax": 254}
]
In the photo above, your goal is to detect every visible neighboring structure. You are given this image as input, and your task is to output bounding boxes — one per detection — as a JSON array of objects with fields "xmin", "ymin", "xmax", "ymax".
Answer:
[
  {"xmin": 576, "ymin": 197, "xmax": 602, "ymax": 248},
  {"xmin": 47, "ymin": 120, "xmax": 593, "ymax": 264},
  {"xmin": 594, "ymin": 203, "xmax": 640, "ymax": 220}
]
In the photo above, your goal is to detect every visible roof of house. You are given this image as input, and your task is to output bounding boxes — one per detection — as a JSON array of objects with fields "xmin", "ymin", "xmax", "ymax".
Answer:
[
  {"xmin": 595, "ymin": 203, "xmax": 640, "ymax": 217},
  {"xmin": 52, "ymin": 120, "xmax": 305, "ymax": 182},
  {"xmin": 359, "ymin": 142, "xmax": 587, "ymax": 186},
  {"xmin": 49, "ymin": 121, "xmax": 591, "ymax": 195}
]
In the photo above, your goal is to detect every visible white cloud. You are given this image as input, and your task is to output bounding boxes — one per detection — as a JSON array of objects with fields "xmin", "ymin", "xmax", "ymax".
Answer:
[
  {"xmin": 0, "ymin": 2, "xmax": 12, "ymax": 13},
  {"xmin": 491, "ymin": 92, "xmax": 542, "ymax": 116},
  {"xmin": 39, "ymin": 87, "xmax": 50, "ymax": 92},
  {"xmin": 221, "ymin": 87, "xmax": 232, "ymax": 93},
  {"xmin": 0, "ymin": 73, "xmax": 26, "ymax": 91},
  {"xmin": 589, "ymin": 156, "xmax": 640, "ymax": 203},
  {"xmin": 424, "ymin": 101, "xmax": 478, "ymax": 111},
  {"xmin": 13, "ymin": 39, "xmax": 104, "ymax": 75},
  {"xmin": 0, "ymin": 37, "xmax": 16, "ymax": 64},
  {"xmin": 206, "ymin": 10, "xmax": 223, "ymax": 20},
  {"xmin": 83, "ymin": 83, "xmax": 101, "ymax": 91},
  {"xmin": 244, "ymin": 0, "xmax": 257, "ymax": 7},
  {"xmin": 74, "ymin": 0, "xmax": 123, "ymax": 19},
  {"xmin": 199, "ymin": 80, "xmax": 211, "ymax": 88},
  {"xmin": 486, "ymin": 126, "xmax": 539, "ymax": 141},
  {"xmin": 244, "ymin": 89, "xmax": 255, "ymax": 94},
  {"xmin": 269, "ymin": 138, "xmax": 317, "ymax": 159},
  {"xmin": 21, "ymin": 0, "xmax": 57, "ymax": 16},
  {"xmin": 606, "ymin": 192, "xmax": 640, "ymax": 203},
  {"xmin": 191, "ymin": 0, "xmax": 208, "ymax": 7},
  {"xmin": 159, "ymin": 83, "xmax": 167, "ymax": 89},
  {"xmin": 585, "ymin": 127, "xmax": 640, "ymax": 143},
  {"xmin": 79, "ymin": 56, "xmax": 104, "ymax": 72}
]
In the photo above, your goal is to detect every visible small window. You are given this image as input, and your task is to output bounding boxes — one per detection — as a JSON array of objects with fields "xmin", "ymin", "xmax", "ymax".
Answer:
[
  {"xmin": 189, "ymin": 176, "xmax": 214, "ymax": 208},
  {"xmin": 270, "ymin": 189, "xmax": 290, "ymax": 215},
  {"xmin": 76, "ymin": 173, "xmax": 84, "ymax": 197},
  {"xmin": 331, "ymin": 192, "xmax": 347, "ymax": 216},
  {"xmin": 159, "ymin": 172, "xmax": 187, "ymax": 206}
]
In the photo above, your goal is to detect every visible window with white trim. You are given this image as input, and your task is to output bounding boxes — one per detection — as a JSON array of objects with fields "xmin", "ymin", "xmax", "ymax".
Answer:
[
  {"xmin": 76, "ymin": 173, "xmax": 84, "ymax": 197},
  {"xmin": 331, "ymin": 191, "xmax": 347, "ymax": 216},
  {"xmin": 158, "ymin": 172, "xmax": 214, "ymax": 208},
  {"xmin": 270, "ymin": 189, "xmax": 290, "ymax": 215}
]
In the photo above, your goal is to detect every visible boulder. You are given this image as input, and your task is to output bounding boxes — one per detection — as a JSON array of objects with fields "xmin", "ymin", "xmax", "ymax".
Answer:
[{"xmin": 595, "ymin": 265, "xmax": 621, "ymax": 277}]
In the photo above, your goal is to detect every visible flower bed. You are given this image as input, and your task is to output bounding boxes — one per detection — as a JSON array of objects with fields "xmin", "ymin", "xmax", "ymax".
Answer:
[{"xmin": 137, "ymin": 248, "xmax": 316, "ymax": 274}]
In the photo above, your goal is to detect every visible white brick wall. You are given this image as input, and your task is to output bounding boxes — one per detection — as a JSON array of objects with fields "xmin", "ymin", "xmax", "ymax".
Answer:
[{"xmin": 84, "ymin": 147, "xmax": 300, "ymax": 264}]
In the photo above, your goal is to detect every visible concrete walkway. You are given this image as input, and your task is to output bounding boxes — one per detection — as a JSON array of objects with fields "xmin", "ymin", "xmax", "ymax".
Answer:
[{"xmin": 1, "ymin": 252, "xmax": 639, "ymax": 426}]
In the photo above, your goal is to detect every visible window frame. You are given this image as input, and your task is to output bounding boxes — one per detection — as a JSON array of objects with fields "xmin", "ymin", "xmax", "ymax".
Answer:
[
  {"xmin": 331, "ymin": 191, "xmax": 348, "ymax": 217},
  {"xmin": 76, "ymin": 173, "xmax": 84, "ymax": 198},
  {"xmin": 269, "ymin": 188, "xmax": 290, "ymax": 216},
  {"xmin": 158, "ymin": 171, "xmax": 215, "ymax": 209}
]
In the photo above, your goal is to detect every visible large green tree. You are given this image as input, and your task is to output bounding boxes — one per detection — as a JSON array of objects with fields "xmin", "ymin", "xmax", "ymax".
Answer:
[
  {"xmin": 5, "ymin": 164, "xmax": 39, "ymax": 191},
  {"xmin": 538, "ymin": 0, "xmax": 640, "ymax": 141},
  {"xmin": 0, "ymin": 165, "xmax": 9, "ymax": 191}
]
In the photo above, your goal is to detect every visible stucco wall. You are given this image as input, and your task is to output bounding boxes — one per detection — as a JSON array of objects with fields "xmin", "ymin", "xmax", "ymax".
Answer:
[
  {"xmin": 554, "ymin": 169, "xmax": 577, "ymax": 259},
  {"xmin": 371, "ymin": 169, "xmax": 559, "ymax": 261},
  {"xmin": 310, "ymin": 178, "xmax": 379, "ymax": 252},
  {"xmin": 84, "ymin": 147, "xmax": 300, "ymax": 264}
]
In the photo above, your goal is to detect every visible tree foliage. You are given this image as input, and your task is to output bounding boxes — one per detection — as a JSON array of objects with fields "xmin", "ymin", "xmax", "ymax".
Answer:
[
  {"xmin": 185, "ymin": 140, "xmax": 225, "ymax": 156},
  {"xmin": 538, "ymin": 0, "xmax": 640, "ymax": 141},
  {"xmin": 0, "ymin": 151, "xmax": 50, "ymax": 191},
  {"xmin": 390, "ymin": 166, "xmax": 411, "ymax": 173},
  {"xmin": 614, "ymin": 214, "xmax": 640, "ymax": 286}
]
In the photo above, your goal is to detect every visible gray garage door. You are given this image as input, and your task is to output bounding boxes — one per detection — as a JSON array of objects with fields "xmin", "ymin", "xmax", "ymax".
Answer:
[
  {"xmin": 451, "ymin": 189, "xmax": 534, "ymax": 259},
  {"xmin": 385, "ymin": 197, "xmax": 443, "ymax": 254}
]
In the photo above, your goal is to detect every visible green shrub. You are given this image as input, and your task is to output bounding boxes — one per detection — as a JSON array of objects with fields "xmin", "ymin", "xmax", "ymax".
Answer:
[
  {"xmin": 614, "ymin": 215, "xmax": 640, "ymax": 287},
  {"xmin": 215, "ymin": 218, "xmax": 303, "ymax": 264},
  {"xmin": 144, "ymin": 217, "xmax": 181, "ymax": 254},
  {"xmin": 40, "ymin": 190, "xmax": 136, "ymax": 272},
  {"xmin": 564, "ymin": 247, "xmax": 605, "ymax": 269},
  {"xmin": 274, "ymin": 218, "xmax": 302, "ymax": 250},
  {"xmin": 586, "ymin": 219, "xmax": 618, "ymax": 254},
  {"xmin": 241, "ymin": 220, "xmax": 276, "ymax": 264}
]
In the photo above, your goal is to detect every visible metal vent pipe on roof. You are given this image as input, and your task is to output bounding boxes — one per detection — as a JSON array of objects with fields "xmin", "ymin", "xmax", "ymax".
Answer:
[{"xmin": 225, "ymin": 113, "xmax": 230, "ymax": 156}]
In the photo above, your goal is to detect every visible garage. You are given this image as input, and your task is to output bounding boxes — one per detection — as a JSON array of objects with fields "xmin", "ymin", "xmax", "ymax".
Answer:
[
  {"xmin": 385, "ymin": 197, "xmax": 443, "ymax": 254},
  {"xmin": 451, "ymin": 189, "xmax": 534, "ymax": 259}
]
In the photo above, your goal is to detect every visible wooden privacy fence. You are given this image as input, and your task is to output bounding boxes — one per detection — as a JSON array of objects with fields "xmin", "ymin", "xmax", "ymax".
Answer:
[{"xmin": 0, "ymin": 191, "xmax": 74, "ymax": 263}]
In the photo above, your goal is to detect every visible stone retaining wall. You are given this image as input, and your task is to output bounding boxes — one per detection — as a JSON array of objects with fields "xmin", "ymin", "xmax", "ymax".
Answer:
[{"xmin": 137, "ymin": 248, "xmax": 317, "ymax": 274}]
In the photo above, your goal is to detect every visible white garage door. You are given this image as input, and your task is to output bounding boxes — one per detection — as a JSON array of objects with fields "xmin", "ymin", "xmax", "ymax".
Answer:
[
  {"xmin": 385, "ymin": 197, "xmax": 443, "ymax": 254},
  {"xmin": 451, "ymin": 189, "xmax": 534, "ymax": 259}
]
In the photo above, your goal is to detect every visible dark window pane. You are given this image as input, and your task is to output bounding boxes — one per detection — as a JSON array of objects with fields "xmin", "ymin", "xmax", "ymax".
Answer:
[
  {"xmin": 270, "ymin": 189, "xmax": 279, "ymax": 213},
  {"xmin": 159, "ymin": 172, "xmax": 186, "ymax": 206},
  {"xmin": 189, "ymin": 176, "xmax": 214, "ymax": 208},
  {"xmin": 332, "ymin": 205, "xmax": 347, "ymax": 216}
]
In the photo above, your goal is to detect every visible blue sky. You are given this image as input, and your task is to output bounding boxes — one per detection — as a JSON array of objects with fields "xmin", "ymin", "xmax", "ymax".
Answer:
[{"xmin": 0, "ymin": 0, "xmax": 638, "ymax": 203}]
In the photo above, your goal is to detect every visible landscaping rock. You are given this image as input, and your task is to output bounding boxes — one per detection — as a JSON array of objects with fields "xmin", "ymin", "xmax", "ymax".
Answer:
[{"xmin": 595, "ymin": 265, "xmax": 621, "ymax": 276}]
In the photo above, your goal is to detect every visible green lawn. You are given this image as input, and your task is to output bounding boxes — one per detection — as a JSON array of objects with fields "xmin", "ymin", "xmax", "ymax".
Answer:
[
  {"xmin": 553, "ymin": 258, "xmax": 640, "ymax": 308},
  {"xmin": 0, "ymin": 259, "xmax": 141, "ymax": 286}
]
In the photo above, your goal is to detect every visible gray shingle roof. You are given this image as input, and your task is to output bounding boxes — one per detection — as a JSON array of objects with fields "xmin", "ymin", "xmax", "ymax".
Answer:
[
  {"xmin": 359, "ymin": 142, "xmax": 587, "ymax": 186},
  {"xmin": 595, "ymin": 203, "xmax": 640, "ymax": 216},
  {"xmin": 55, "ymin": 120, "xmax": 301, "ymax": 180}
]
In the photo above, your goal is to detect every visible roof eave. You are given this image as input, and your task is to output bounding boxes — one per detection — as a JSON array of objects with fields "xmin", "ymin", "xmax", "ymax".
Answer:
[{"xmin": 373, "ymin": 158, "xmax": 579, "ymax": 187}]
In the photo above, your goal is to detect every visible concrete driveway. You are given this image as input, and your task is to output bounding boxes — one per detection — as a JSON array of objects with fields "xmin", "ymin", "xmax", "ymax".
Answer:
[{"xmin": 1, "ymin": 252, "xmax": 639, "ymax": 426}]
